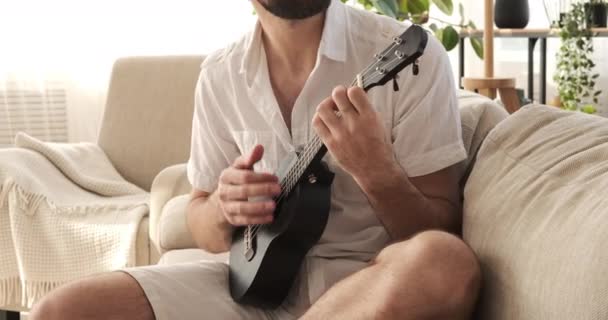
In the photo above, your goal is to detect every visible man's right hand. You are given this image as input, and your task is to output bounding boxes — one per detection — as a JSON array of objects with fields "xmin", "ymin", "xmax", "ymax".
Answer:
[{"xmin": 217, "ymin": 144, "xmax": 281, "ymax": 226}]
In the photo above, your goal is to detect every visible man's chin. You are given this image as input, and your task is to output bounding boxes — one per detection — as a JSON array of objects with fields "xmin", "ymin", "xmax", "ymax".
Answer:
[{"xmin": 257, "ymin": 0, "xmax": 331, "ymax": 20}]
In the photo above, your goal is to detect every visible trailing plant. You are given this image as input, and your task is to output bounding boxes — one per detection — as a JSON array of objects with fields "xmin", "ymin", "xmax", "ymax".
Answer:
[
  {"xmin": 554, "ymin": 2, "xmax": 602, "ymax": 113},
  {"xmin": 341, "ymin": 0, "xmax": 483, "ymax": 59}
]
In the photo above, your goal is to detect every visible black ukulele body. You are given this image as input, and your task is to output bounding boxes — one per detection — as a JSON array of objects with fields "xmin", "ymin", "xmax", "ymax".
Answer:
[{"xmin": 229, "ymin": 156, "xmax": 335, "ymax": 309}]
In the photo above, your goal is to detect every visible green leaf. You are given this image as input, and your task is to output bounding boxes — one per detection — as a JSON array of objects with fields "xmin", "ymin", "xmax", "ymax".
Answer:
[
  {"xmin": 429, "ymin": 23, "xmax": 439, "ymax": 32},
  {"xmin": 408, "ymin": 0, "xmax": 430, "ymax": 14},
  {"xmin": 432, "ymin": 0, "xmax": 453, "ymax": 15},
  {"xmin": 385, "ymin": 0, "xmax": 400, "ymax": 14},
  {"xmin": 434, "ymin": 28, "xmax": 444, "ymax": 42},
  {"xmin": 441, "ymin": 26, "xmax": 459, "ymax": 51},
  {"xmin": 371, "ymin": 0, "xmax": 398, "ymax": 18},
  {"xmin": 470, "ymin": 37, "xmax": 484, "ymax": 59},
  {"xmin": 581, "ymin": 105, "xmax": 597, "ymax": 114},
  {"xmin": 399, "ymin": 0, "xmax": 409, "ymax": 13}
]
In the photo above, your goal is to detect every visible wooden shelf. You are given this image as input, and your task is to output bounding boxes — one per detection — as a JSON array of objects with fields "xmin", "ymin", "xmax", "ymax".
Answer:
[{"xmin": 460, "ymin": 28, "xmax": 608, "ymax": 38}]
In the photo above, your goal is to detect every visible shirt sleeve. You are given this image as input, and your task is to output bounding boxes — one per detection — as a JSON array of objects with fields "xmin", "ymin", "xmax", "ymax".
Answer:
[
  {"xmin": 391, "ymin": 36, "xmax": 467, "ymax": 177},
  {"xmin": 187, "ymin": 68, "xmax": 240, "ymax": 192}
]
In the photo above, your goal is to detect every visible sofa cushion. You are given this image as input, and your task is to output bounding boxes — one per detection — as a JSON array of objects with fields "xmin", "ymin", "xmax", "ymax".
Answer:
[
  {"xmin": 159, "ymin": 194, "xmax": 196, "ymax": 251},
  {"xmin": 463, "ymin": 105, "xmax": 608, "ymax": 319},
  {"xmin": 98, "ymin": 56, "xmax": 204, "ymax": 191},
  {"xmin": 456, "ymin": 90, "xmax": 508, "ymax": 188}
]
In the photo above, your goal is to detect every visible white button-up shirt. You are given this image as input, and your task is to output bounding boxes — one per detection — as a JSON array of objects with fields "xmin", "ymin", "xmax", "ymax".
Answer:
[{"xmin": 187, "ymin": 0, "xmax": 467, "ymax": 306}]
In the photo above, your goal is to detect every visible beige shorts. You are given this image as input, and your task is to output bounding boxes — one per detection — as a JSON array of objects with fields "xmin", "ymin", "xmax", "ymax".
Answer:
[
  {"xmin": 123, "ymin": 261, "xmax": 310, "ymax": 320},
  {"xmin": 123, "ymin": 257, "xmax": 368, "ymax": 320}
]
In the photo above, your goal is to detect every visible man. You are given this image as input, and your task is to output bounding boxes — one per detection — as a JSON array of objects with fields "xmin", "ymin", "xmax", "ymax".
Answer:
[{"xmin": 30, "ymin": 0, "xmax": 480, "ymax": 319}]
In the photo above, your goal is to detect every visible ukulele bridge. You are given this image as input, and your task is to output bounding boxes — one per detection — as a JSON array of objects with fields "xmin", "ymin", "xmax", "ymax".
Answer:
[{"xmin": 244, "ymin": 226, "xmax": 256, "ymax": 261}]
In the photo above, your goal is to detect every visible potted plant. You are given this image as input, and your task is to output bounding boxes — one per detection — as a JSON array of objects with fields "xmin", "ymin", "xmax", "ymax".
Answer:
[
  {"xmin": 585, "ymin": 0, "xmax": 607, "ymax": 28},
  {"xmin": 341, "ymin": 0, "xmax": 484, "ymax": 59},
  {"xmin": 554, "ymin": 2, "xmax": 602, "ymax": 113}
]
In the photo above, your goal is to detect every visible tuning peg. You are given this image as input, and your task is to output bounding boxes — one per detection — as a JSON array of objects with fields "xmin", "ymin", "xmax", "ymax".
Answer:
[{"xmin": 413, "ymin": 59, "xmax": 420, "ymax": 76}]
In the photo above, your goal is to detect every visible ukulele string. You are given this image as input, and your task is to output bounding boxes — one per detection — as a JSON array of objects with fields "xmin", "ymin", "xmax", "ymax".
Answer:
[
  {"xmin": 247, "ymin": 77, "xmax": 358, "ymax": 237},
  {"xmin": 254, "ymin": 41, "xmax": 403, "ymax": 204},
  {"xmin": 248, "ymin": 56, "xmax": 405, "ymax": 238},
  {"xmin": 248, "ymin": 54, "xmax": 405, "ymax": 238}
]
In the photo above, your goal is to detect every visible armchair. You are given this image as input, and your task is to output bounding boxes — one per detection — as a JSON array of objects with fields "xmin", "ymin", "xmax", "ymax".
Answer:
[
  {"xmin": 99, "ymin": 56, "xmax": 203, "ymax": 263},
  {"xmin": 0, "ymin": 56, "xmax": 203, "ymax": 315}
]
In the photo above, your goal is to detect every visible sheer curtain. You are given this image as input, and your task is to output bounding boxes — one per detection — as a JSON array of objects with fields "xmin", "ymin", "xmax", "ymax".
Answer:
[{"xmin": 0, "ymin": 0, "xmax": 256, "ymax": 145}]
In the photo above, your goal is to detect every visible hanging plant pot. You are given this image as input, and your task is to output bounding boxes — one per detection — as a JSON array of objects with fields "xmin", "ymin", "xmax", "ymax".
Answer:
[
  {"xmin": 494, "ymin": 0, "xmax": 530, "ymax": 29},
  {"xmin": 549, "ymin": 95, "xmax": 562, "ymax": 108},
  {"xmin": 585, "ymin": 3, "xmax": 607, "ymax": 28}
]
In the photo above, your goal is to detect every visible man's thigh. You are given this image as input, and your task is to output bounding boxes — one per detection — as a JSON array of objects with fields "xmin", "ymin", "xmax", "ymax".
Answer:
[{"xmin": 123, "ymin": 261, "xmax": 294, "ymax": 320}]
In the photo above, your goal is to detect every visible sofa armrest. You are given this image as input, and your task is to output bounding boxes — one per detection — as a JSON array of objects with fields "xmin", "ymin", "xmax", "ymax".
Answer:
[
  {"xmin": 150, "ymin": 164, "xmax": 193, "ymax": 261},
  {"xmin": 159, "ymin": 194, "xmax": 198, "ymax": 251}
]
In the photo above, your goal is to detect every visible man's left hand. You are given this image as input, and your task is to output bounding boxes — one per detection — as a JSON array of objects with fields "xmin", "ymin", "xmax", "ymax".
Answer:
[{"xmin": 312, "ymin": 85, "xmax": 397, "ymax": 182}]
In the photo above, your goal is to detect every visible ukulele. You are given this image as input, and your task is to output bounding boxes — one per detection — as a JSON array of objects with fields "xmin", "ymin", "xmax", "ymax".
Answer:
[{"xmin": 229, "ymin": 24, "xmax": 429, "ymax": 308}]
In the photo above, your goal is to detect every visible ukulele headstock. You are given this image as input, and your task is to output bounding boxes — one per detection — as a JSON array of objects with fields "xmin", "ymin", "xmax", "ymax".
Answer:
[{"xmin": 359, "ymin": 24, "xmax": 429, "ymax": 92}]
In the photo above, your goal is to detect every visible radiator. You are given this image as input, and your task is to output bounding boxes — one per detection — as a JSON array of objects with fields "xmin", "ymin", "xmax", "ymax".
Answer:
[{"xmin": 0, "ymin": 84, "xmax": 68, "ymax": 147}]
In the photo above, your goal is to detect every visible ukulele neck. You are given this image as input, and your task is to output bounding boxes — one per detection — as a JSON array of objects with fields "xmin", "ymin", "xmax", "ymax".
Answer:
[{"xmin": 279, "ymin": 75, "xmax": 365, "ymax": 194}]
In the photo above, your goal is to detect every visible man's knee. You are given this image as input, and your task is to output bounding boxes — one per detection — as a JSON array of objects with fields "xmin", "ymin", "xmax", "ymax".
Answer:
[
  {"xmin": 29, "ymin": 271, "xmax": 153, "ymax": 320},
  {"xmin": 30, "ymin": 290, "xmax": 63, "ymax": 320},
  {"xmin": 30, "ymin": 281, "xmax": 79, "ymax": 320},
  {"xmin": 376, "ymin": 230, "xmax": 481, "ymax": 316}
]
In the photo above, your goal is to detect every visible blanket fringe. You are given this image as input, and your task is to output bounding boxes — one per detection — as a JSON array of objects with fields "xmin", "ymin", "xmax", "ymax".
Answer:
[
  {"xmin": 0, "ymin": 178, "xmax": 15, "ymax": 209},
  {"xmin": 1, "ymin": 272, "xmax": 139, "ymax": 308},
  {"xmin": 1, "ymin": 179, "xmax": 145, "ymax": 308},
  {"xmin": 1, "ymin": 178, "xmax": 46, "ymax": 215},
  {"xmin": 1, "ymin": 178, "xmax": 146, "ymax": 216},
  {"xmin": 20, "ymin": 267, "xmax": 136, "ymax": 308},
  {"xmin": 22, "ymin": 280, "xmax": 67, "ymax": 308},
  {"xmin": 0, "ymin": 277, "xmax": 22, "ymax": 308}
]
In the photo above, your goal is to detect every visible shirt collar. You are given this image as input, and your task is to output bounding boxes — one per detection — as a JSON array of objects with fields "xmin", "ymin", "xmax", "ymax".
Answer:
[
  {"xmin": 318, "ymin": 0, "xmax": 347, "ymax": 62},
  {"xmin": 239, "ymin": 0, "xmax": 347, "ymax": 78}
]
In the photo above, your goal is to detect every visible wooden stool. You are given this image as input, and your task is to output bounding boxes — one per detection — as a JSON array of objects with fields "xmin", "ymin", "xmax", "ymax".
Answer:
[{"xmin": 462, "ymin": 77, "xmax": 521, "ymax": 114}]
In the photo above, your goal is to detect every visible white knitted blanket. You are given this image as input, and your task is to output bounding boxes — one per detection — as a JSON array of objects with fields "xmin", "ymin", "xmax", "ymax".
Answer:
[{"xmin": 0, "ymin": 133, "xmax": 148, "ymax": 308}]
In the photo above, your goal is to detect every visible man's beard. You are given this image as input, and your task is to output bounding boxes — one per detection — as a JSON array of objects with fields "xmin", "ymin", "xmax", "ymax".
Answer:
[{"xmin": 257, "ymin": 0, "xmax": 331, "ymax": 20}]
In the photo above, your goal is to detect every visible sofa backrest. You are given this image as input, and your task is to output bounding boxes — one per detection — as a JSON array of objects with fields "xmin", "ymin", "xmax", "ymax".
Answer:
[
  {"xmin": 98, "ymin": 56, "xmax": 205, "ymax": 191},
  {"xmin": 456, "ymin": 90, "xmax": 509, "ymax": 190},
  {"xmin": 464, "ymin": 105, "xmax": 608, "ymax": 319}
]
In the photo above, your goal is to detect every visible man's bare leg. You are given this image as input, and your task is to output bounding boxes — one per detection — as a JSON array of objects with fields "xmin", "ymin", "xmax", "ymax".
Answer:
[
  {"xmin": 301, "ymin": 231, "xmax": 481, "ymax": 320},
  {"xmin": 29, "ymin": 272, "xmax": 154, "ymax": 320}
]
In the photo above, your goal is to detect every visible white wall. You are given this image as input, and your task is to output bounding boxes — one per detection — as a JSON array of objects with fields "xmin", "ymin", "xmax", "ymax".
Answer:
[
  {"xmin": 2, "ymin": 0, "xmax": 606, "ymax": 144},
  {"xmin": 0, "ymin": 0, "xmax": 257, "ymax": 143}
]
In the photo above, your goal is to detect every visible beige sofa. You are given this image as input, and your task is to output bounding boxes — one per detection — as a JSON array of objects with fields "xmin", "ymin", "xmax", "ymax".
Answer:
[
  {"xmin": 148, "ymin": 57, "xmax": 608, "ymax": 318},
  {"xmin": 4, "ymin": 56, "xmax": 608, "ymax": 318}
]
